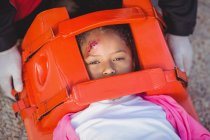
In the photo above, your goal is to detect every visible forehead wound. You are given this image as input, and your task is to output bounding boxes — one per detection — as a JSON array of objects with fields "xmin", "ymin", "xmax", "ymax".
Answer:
[{"xmin": 85, "ymin": 39, "xmax": 99, "ymax": 57}]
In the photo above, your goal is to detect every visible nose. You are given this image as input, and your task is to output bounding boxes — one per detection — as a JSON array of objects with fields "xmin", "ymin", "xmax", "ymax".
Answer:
[{"xmin": 102, "ymin": 62, "xmax": 116, "ymax": 76}]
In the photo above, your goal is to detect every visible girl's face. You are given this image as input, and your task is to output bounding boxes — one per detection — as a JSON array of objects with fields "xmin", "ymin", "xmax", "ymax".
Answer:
[{"xmin": 80, "ymin": 29, "xmax": 134, "ymax": 80}]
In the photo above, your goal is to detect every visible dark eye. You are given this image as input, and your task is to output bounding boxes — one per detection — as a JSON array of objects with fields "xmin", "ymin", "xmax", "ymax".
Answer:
[
  {"xmin": 88, "ymin": 61, "xmax": 100, "ymax": 65},
  {"xmin": 113, "ymin": 57, "xmax": 125, "ymax": 61}
]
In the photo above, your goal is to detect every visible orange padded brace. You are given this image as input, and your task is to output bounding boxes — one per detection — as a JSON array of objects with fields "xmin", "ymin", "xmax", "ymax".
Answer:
[
  {"xmin": 72, "ymin": 68, "xmax": 172, "ymax": 105},
  {"xmin": 58, "ymin": 7, "xmax": 146, "ymax": 37}
]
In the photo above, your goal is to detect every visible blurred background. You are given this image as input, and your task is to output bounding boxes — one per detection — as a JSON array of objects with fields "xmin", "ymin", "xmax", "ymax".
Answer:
[{"xmin": 0, "ymin": 0, "xmax": 209, "ymax": 139}]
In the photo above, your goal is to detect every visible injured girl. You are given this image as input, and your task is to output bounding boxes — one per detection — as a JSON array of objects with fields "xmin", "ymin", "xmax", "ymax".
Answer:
[{"xmin": 53, "ymin": 24, "xmax": 210, "ymax": 140}]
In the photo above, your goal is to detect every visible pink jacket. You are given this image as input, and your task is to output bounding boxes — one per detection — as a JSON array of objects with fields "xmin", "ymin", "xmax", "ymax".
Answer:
[{"xmin": 53, "ymin": 95, "xmax": 210, "ymax": 140}]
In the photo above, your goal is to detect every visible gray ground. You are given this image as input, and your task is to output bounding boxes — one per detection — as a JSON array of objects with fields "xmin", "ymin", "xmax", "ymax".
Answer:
[
  {"xmin": 0, "ymin": 1, "xmax": 210, "ymax": 139},
  {"xmin": 188, "ymin": 0, "xmax": 210, "ymax": 130}
]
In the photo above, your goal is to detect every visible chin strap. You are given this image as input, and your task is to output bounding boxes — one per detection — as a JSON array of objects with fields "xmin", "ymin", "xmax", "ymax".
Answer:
[{"xmin": 13, "ymin": 67, "xmax": 188, "ymax": 121}]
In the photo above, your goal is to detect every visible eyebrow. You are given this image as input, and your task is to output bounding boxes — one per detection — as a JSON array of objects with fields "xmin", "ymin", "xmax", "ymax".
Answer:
[
  {"xmin": 111, "ymin": 50, "xmax": 127, "ymax": 54},
  {"xmin": 86, "ymin": 50, "xmax": 127, "ymax": 58},
  {"xmin": 86, "ymin": 54, "xmax": 101, "ymax": 57}
]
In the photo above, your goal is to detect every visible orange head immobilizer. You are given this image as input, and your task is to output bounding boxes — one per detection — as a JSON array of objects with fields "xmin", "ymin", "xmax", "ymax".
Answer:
[{"xmin": 12, "ymin": 0, "xmax": 198, "ymax": 139}]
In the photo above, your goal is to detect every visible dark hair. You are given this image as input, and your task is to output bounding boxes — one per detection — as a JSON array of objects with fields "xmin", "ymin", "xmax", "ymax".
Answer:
[{"xmin": 76, "ymin": 24, "xmax": 140, "ymax": 70}]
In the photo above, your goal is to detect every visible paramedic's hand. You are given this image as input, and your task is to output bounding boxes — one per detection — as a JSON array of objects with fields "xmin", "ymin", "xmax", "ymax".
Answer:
[
  {"xmin": 0, "ymin": 40, "xmax": 23, "ymax": 100},
  {"xmin": 166, "ymin": 34, "xmax": 193, "ymax": 76}
]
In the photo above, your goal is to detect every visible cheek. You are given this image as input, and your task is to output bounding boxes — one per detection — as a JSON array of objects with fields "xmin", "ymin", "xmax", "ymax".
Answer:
[
  {"xmin": 86, "ymin": 65, "xmax": 102, "ymax": 79},
  {"xmin": 115, "ymin": 59, "xmax": 133, "ymax": 74}
]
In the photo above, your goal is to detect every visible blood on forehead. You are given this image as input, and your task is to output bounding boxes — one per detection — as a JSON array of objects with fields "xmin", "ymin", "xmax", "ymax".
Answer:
[{"xmin": 85, "ymin": 39, "xmax": 100, "ymax": 57}]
